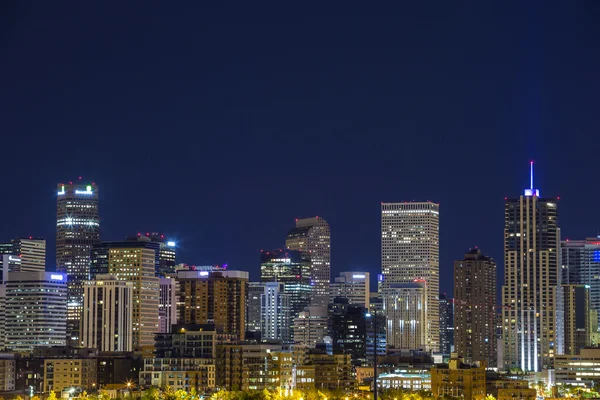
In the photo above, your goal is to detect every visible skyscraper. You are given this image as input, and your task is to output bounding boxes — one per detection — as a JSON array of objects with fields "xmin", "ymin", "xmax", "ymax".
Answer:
[
  {"xmin": 562, "ymin": 237, "xmax": 600, "ymax": 329},
  {"xmin": 90, "ymin": 242, "xmax": 160, "ymax": 349},
  {"xmin": 286, "ymin": 217, "xmax": 331, "ymax": 307},
  {"xmin": 502, "ymin": 163, "xmax": 560, "ymax": 371},
  {"xmin": 439, "ymin": 293, "xmax": 454, "ymax": 355},
  {"xmin": 81, "ymin": 275, "xmax": 133, "ymax": 352},
  {"xmin": 260, "ymin": 249, "xmax": 312, "ymax": 319},
  {"xmin": 261, "ymin": 282, "xmax": 292, "ymax": 342},
  {"xmin": 382, "ymin": 281, "xmax": 428, "ymax": 350},
  {"xmin": 5, "ymin": 272, "xmax": 67, "ymax": 353},
  {"xmin": 562, "ymin": 284, "xmax": 591, "ymax": 355},
  {"xmin": 246, "ymin": 282, "xmax": 265, "ymax": 335},
  {"xmin": 126, "ymin": 233, "xmax": 176, "ymax": 277},
  {"xmin": 381, "ymin": 201, "xmax": 440, "ymax": 351},
  {"xmin": 159, "ymin": 277, "xmax": 178, "ymax": 333},
  {"xmin": 56, "ymin": 180, "xmax": 100, "ymax": 345},
  {"xmin": 4, "ymin": 238, "xmax": 46, "ymax": 272},
  {"xmin": 328, "ymin": 298, "xmax": 368, "ymax": 366},
  {"xmin": 454, "ymin": 248, "xmax": 497, "ymax": 366},
  {"xmin": 330, "ymin": 272, "xmax": 370, "ymax": 307}
]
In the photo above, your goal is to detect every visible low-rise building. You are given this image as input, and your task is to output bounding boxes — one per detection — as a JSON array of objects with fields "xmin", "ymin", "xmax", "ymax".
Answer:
[
  {"xmin": 487, "ymin": 379, "xmax": 536, "ymax": 400},
  {"xmin": 377, "ymin": 372, "xmax": 430, "ymax": 391},
  {"xmin": 139, "ymin": 358, "xmax": 215, "ymax": 392},
  {"xmin": 308, "ymin": 353, "xmax": 354, "ymax": 391},
  {"xmin": 430, "ymin": 354, "xmax": 486, "ymax": 400},
  {"xmin": 555, "ymin": 348, "xmax": 600, "ymax": 387},
  {"xmin": 0, "ymin": 357, "xmax": 15, "ymax": 391},
  {"xmin": 44, "ymin": 358, "xmax": 97, "ymax": 393}
]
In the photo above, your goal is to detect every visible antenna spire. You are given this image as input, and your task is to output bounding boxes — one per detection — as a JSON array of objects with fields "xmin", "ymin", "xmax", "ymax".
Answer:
[{"xmin": 530, "ymin": 161, "xmax": 534, "ymax": 190}]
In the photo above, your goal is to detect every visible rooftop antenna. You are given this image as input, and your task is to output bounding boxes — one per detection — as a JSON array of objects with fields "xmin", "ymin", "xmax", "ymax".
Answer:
[{"xmin": 530, "ymin": 161, "xmax": 534, "ymax": 190}]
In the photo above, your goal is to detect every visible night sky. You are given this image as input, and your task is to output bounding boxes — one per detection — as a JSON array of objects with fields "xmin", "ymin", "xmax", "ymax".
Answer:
[{"xmin": 2, "ymin": 2, "xmax": 600, "ymax": 296}]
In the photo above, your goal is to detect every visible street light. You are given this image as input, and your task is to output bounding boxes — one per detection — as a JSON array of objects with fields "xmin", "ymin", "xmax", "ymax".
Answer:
[{"xmin": 366, "ymin": 312, "xmax": 378, "ymax": 400}]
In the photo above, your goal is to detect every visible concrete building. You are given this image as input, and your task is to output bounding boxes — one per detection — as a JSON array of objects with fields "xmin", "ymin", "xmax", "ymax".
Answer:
[
  {"xmin": 454, "ymin": 248, "xmax": 497, "ymax": 365},
  {"xmin": 430, "ymin": 355, "xmax": 486, "ymax": 400},
  {"xmin": 90, "ymin": 243, "xmax": 160, "ymax": 349},
  {"xmin": 502, "ymin": 163, "xmax": 561, "ymax": 371},
  {"xmin": 554, "ymin": 348, "xmax": 600, "ymax": 387},
  {"xmin": 81, "ymin": 275, "xmax": 134, "ymax": 352},
  {"xmin": 286, "ymin": 217, "xmax": 331, "ymax": 307},
  {"xmin": 6, "ymin": 272, "xmax": 67, "ymax": 353},
  {"xmin": 330, "ymin": 271, "xmax": 370, "ymax": 307},
  {"xmin": 246, "ymin": 282, "xmax": 265, "ymax": 335},
  {"xmin": 126, "ymin": 233, "xmax": 176, "ymax": 277},
  {"xmin": 293, "ymin": 306, "xmax": 329, "ymax": 348},
  {"xmin": 261, "ymin": 282, "xmax": 292, "ymax": 342},
  {"xmin": 382, "ymin": 281, "xmax": 428, "ymax": 350},
  {"xmin": 139, "ymin": 358, "xmax": 215, "ymax": 391},
  {"xmin": 3, "ymin": 237, "xmax": 46, "ymax": 272},
  {"xmin": 439, "ymin": 293, "xmax": 454, "ymax": 355},
  {"xmin": 0, "ymin": 357, "xmax": 15, "ymax": 392},
  {"xmin": 309, "ymin": 353, "xmax": 354, "ymax": 391},
  {"xmin": 43, "ymin": 358, "xmax": 97, "ymax": 393},
  {"xmin": 177, "ymin": 270, "xmax": 248, "ymax": 340},
  {"xmin": 381, "ymin": 201, "xmax": 440, "ymax": 352},
  {"xmin": 563, "ymin": 284, "xmax": 591, "ymax": 355},
  {"xmin": 159, "ymin": 277, "xmax": 177, "ymax": 333},
  {"xmin": 56, "ymin": 180, "xmax": 100, "ymax": 345},
  {"xmin": 155, "ymin": 324, "xmax": 216, "ymax": 358}
]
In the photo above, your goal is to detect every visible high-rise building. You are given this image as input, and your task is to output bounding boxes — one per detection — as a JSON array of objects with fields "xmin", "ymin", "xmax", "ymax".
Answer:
[
  {"xmin": 562, "ymin": 284, "xmax": 591, "ymax": 355},
  {"xmin": 5, "ymin": 272, "xmax": 67, "ymax": 353},
  {"xmin": 328, "ymin": 298, "xmax": 368, "ymax": 366},
  {"xmin": 0, "ymin": 238, "xmax": 46, "ymax": 272},
  {"xmin": 382, "ymin": 281, "xmax": 428, "ymax": 350},
  {"xmin": 439, "ymin": 294, "xmax": 454, "ymax": 355},
  {"xmin": 381, "ymin": 202, "xmax": 440, "ymax": 352},
  {"xmin": 56, "ymin": 180, "xmax": 100, "ymax": 345},
  {"xmin": 293, "ymin": 306, "xmax": 329, "ymax": 348},
  {"xmin": 246, "ymin": 282, "xmax": 265, "ymax": 335},
  {"xmin": 90, "ymin": 242, "xmax": 160, "ymax": 349},
  {"xmin": 330, "ymin": 272, "xmax": 370, "ymax": 307},
  {"xmin": 80, "ymin": 275, "xmax": 133, "ymax": 352},
  {"xmin": 159, "ymin": 277, "xmax": 178, "ymax": 333},
  {"xmin": 176, "ymin": 270, "xmax": 248, "ymax": 340},
  {"xmin": 502, "ymin": 163, "xmax": 561, "ymax": 371},
  {"xmin": 286, "ymin": 217, "xmax": 331, "ymax": 307},
  {"xmin": 126, "ymin": 233, "xmax": 176, "ymax": 277},
  {"xmin": 260, "ymin": 249, "xmax": 312, "ymax": 319},
  {"xmin": 562, "ymin": 237, "xmax": 600, "ymax": 329},
  {"xmin": 454, "ymin": 249, "xmax": 497, "ymax": 365},
  {"xmin": 261, "ymin": 282, "xmax": 292, "ymax": 341}
]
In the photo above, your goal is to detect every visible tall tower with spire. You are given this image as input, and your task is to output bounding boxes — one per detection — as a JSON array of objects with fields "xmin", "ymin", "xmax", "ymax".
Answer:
[{"xmin": 502, "ymin": 162, "xmax": 561, "ymax": 371}]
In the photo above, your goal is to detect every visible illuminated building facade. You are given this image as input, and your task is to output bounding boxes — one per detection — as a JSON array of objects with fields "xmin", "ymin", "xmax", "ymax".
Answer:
[
  {"xmin": 330, "ymin": 271, "xmax": 370, "ymax": 307},
  {"xmin": 381, "ymin": 201, "xmax": 440, "ymax": 352},
  {"xmin": 246, "ymin": 282, "xmax": 265, "ymax": 334},
  {"xmin": 285, "ymin": 217, "xmax": 331, "ymax": 307},
  {"xmin": 159, "ymin": 277, "xmax": 178, "ymax": 333},
  {"xmin": 261, "ymin": 282, "xmax": 292, "ymax": 341},
  {"xmin": 0, "ymin": 238, "xmax": 46, "ymax": 272},
  {"xmin": 80, "ymin": 275, "xmax": 133, "ymax": 352},
  {"xmin": 439, "ymin": 294, "xmax": 454, "ymax": 354},
  {"xmin": 90, "ymin": 242, "xmax": 160, "ymax": 349},
  {"xmin": 502, "ymin": 163, "xmax": 561, "ymax": 371},
  {"xmin": 562, "ymin": 284, "xmax": 591, "ymax": 355},
  {"xmin": 126, "ymin": 233, "xmax": 176, "ymax": 277},
  {"xmin": 260, "ymin": 249, "xmax": 312, "ymax": 319},
  {"xmin": 5, "ymin": 272, "xmax": 67, "ymax": 353},
  {"xmin": 454, "ymin": 249, "xmax": 496, "ymax": 366},
  {"xmin": 382, "ymin": 281, "xmax": 428, "ymax": 350},
  {"xmin": 56, "ymin": 181, "xmax": 100, "ymax": 345}
]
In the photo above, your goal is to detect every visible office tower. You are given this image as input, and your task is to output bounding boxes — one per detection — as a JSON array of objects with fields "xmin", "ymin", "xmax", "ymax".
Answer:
[
  {"xmin": 177, "ymin": 270, "xmax": 248, "ymax": 340},
  {"xmin": 286, "ymin": 217, "xmax": 331, "ymax": 307},
  {"xmin": 454, "ymin": 249, "xmax": 497, "ymax": 365},
  {"xmin": 80, "ymin": 275, "xmax": 133, "ymax": 351},
  {"xmin": 366, "ymin": 311, "xmax": 387, "ymax": 365},
  {"xmin": 10, "ymin": 238, "xmax": 45, "ymax": 272},
  {"xmin": 246, "ymin": 282, "xmax": 265, "ymax": 334},
  {"xmin": 328, "ymin": 298, "xmax": 368, "ymax": 366},
  {"xmin": 330, "ymin": 272, "xmax": 370, "ymax": 307},
  {"xmin": 381, "ymin": 201, "xmax": 440, "ymax": 352},
  {"xmin": 439, "ymin": 293, "xmax": 454, "ymax": 355},
  {"xmin": 260, "ymin": 249, "xmax": 312, "ymax": 318},
  {"xmin": 5, "ymin": 272, "xmax": 67, "ymax": 353},
  {"xmin": 293, "ymin": 306, "xmax": 329, "ymax": 348},
  {"xmin": 502, "ymin": 163, "xmax": 560, "ymax": 371},
  {"xmin": 126, "ymin": 233, "xmax": 176, "ymax": 277},
  {"xmin": 56, "ymin": 180, "xmax": 100, "ymax": 345},
  {"xmin": 562, "ymin": 237, "xmax": 600, "ymax": 328},
  {"xmin": 90, "ymin": 242, "xmax": 160, "ymax": 349},
  {"xmin": 261, "ymin": 282, "xmax": 292, "ymax": 341},
  {"xmin": 382, "ymin": 281, "xmax": 428, "ymax": 350},
  {"xmin": 369, "ymin": 292, "xmax": 384, "ymax": 314},
  {"xmin": 563, "ymin": 284, "xmax": 591, "ymax": 355},
  {"xmin": 159, "ymin": 277, "xmax": 178, "ymax": 333}
]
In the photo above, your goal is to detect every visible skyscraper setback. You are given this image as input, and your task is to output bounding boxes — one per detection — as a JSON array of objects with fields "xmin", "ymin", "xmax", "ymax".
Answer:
[
  {"xmin": 56, "ymin": 181, "xmax": 100, "ymax": 345},
  {"xmin": 502, "ymin": 163, "xmax": 561, "ymax": 371},
  {"xmin": 286, "ymin": 217, "xmax": 331, "ymax": 307},
  {"xmin": 381, "ymin": 201, "xmax": 440, "ymax": 351}
]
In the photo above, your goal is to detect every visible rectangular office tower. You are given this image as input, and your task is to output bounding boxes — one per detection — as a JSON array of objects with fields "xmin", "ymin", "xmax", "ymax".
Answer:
[
  {"xmin": 0, "ymin": 238, "xmax": 46, "ymax": 272},
  {"xmin": 81, "ymin": 275, "xmax": 133, "ymax": 351},
  {"xmin": 5, "ymin": 272, "xmax": 67, "ymax": 353},
  {"xmin": 286, "ymin": 217, "xmax": 331, "ymax": 307},
  {"xmin": 562, "ymin": 284, "xmax": 591, "ymax": 355},
  {"xmin": 382, "ymin": 281, "xmax": 428, "ymax": 350},
  {"xmin": 502, "ymin": 164, "xmax": 561, "ymax": 371},
  {"xmin": 454, "ymin": 248, "xmax": 497, "ymax": 366},
  {"xmin": 330, "ymin": 272, "xmax": 370, "ymax": 307},
  {"xmin": 381, "ymin": 202, "xmax": 440, "ymax": 351},
  {"xmin": 56, "ymin": 181, "xmax": 100, "ymax": 345}
]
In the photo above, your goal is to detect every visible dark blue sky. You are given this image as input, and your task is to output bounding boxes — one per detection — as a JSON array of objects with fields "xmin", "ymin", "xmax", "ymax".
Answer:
[{"xmin": 2, "ymin": 2, "xmax": 600, "ymax": 295}]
